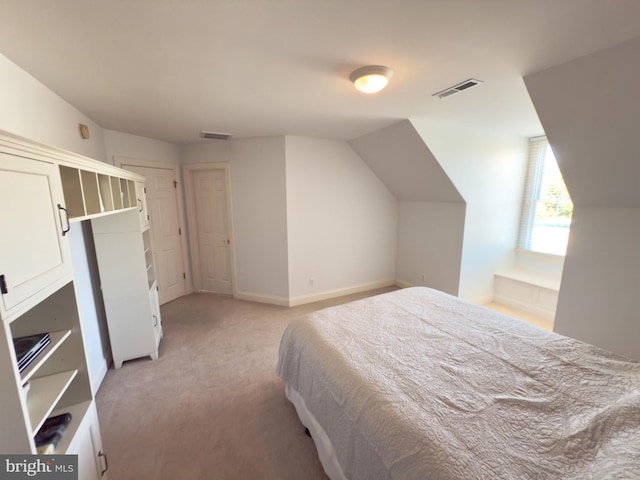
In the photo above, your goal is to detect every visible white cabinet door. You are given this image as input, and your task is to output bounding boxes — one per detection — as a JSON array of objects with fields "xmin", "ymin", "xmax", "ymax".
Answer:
[
  {"xmin": 68, "ymin": 403, "xmax": 107, "ymax": 480},
  {"xmin": 0, "ymin": 153, "xmax": 72, "ymax": 321}
]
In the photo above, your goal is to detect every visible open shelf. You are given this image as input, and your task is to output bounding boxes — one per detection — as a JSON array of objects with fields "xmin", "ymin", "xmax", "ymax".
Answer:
[
  {"xmin": 98, "ymin": 174, "xmax": 114, "ymax": 212},
  {"xmin": 27, "ymin": 369, "xmax": 78, "ymax": 435},
  {"xmin": 47, "ymin": 400, "xmax": 92, "ymax": 454},
  {"xmin": 80, "ymin": 170, "xmax": 101, "ymax": 215},
  {"xmin": 59, "ymin": 165, "xmax": 85, "ymax": 218},
  {"xmin": 58, "ymin": 164, "xmax": 145, "ymax": 222},
  {"xmin": 120, "ymin": 178, "xmax": 131, "ymax": 208},
  {"xmin": 20, "ymin": 329, "xmax": 72, "ymax": 385},
  {"xmin": 111, "ymin": 176, "xmax": 123, "ymax": 209}
]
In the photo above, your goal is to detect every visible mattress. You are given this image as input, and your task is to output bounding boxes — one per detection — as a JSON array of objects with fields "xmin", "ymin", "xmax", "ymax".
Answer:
[{"xmin": 276, "ymin": 287, "xmax": 640, "ymax": 480}]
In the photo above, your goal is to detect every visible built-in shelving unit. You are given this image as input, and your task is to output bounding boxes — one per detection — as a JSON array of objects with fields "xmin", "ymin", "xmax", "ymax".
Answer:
[
  {"xmin": 2, "ymin": 281, "xmax": 93, "ymax": 454},
  {"xmin": 0, "ymin": 128, "xmax": 153, "ymax": 478},
  {"xmin": 143, "ymin": 229, "xmax": 155, "ymax": 289},
  {"xmin": 59, "ymin": 165, "xmax": 138, "ymax": 221}
]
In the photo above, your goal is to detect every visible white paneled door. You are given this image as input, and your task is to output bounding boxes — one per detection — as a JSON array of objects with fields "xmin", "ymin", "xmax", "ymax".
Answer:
[
  {"xmin": 184, "ymin": 164, "xmax": 234, "ymax": 296},
  {"xmin": 117, "ymin": 162, "xmax": 187, "ymax": 305}
]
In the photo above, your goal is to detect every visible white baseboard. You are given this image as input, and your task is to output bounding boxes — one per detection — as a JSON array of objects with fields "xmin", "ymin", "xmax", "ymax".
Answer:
[
  {"xmin": 288, "ymin": 280, "xmax": 397, "ymax": 307},
  {"xmin": 234, "ymin": 280, "xmax": 403, "ymax": 308},
  {"xmin": 233, "ymin": 291, "xmax": 290, "ymax": 306}
]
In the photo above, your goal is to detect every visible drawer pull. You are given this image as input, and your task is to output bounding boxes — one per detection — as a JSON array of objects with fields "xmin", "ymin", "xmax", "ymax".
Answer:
[
  {"xmin": 98, "ymin": 450, "xmax": 109, "ymax": 476},
  {"xmin": 57, "ymin": 204, "xmax": 71, "ymax": 236}
]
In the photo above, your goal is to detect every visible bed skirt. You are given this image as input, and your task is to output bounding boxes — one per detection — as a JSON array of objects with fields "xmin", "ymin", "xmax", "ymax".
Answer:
[{"xmin": 284, "ymin": 384, "xmax": 347, "ymax": 480}]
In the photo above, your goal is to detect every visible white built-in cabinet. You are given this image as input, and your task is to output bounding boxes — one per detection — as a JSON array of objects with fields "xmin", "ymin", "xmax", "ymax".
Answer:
[
  {"xmin": 0, "ymin": 130, "xmax": 161, "ymax": 475},
  {"xmin": 0, "ymin": 152, "xmax": 72, "ymax": 321},
  {"xmin": 92, "ymin": 209, "xmax": 162, "ymax": 369}
]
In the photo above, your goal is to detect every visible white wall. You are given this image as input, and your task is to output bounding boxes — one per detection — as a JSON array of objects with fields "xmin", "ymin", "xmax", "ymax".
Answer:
[
  {"xmin": 350, "ymin": 120, "xmax": 466, "ymax": 296},
  {"xmin": 413, "ymin": 120, "xmax": 528, "ymax": 303},
  {"xmin": 180, "ymin": 137, "xmax": 290, "ymax": 302},
  {"xmin": 554, "ymin": 207, "xmax": 640, "ymax": 360},
  {"xmin": 104, "ymin": 129, "xmax": 180, "ymax": 166},
  {"xmin": 285, "ymin": 136, "xmax": 397, "ymax": 303},
  {"xmin": 396, "ymin": 201, "xmax": 465, "ymax": 295},
  {"xmin": 0, "ymin": 54, "xmax": 107, "ymax": 161},
  {"xmin": 525, "ymin": 35, "xmax": 640, "ymax": 360},
  {"xmin": 525, "ymin": 37, "xmax": 640, "ymax": 209},
  {"xmin": 513, "ymin": 250, "xmax": 565, "ymax": 279}
]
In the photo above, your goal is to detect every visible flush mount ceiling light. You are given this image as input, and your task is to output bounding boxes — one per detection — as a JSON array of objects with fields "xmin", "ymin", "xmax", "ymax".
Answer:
[{"xmin": 349, "ymin": 65, "xmax": 394, "ymax": 94}]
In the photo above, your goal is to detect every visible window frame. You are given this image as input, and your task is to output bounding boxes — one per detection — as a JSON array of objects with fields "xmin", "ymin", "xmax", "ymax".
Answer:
[{"xmin": 518, "ymin": 137, "xmax": 573, "ymax": 257}]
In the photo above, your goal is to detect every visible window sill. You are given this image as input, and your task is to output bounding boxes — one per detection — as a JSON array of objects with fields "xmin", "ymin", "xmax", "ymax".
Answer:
[{"xmin": 515, "ymin": 248, "xmax": 565, "ymax": 262}]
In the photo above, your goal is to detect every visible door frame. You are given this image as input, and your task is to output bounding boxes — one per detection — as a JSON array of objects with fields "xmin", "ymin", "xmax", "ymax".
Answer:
[
  {"xmin": 114, "ymin": 156, "xmax": 193, "ymax": 296},
  {"xmin": 183, "ymin": 163, "xmax": 237, "ymax": 296}
]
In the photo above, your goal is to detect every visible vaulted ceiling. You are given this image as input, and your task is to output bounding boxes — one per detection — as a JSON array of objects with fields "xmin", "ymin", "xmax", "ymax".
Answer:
[{"xmin": 2, "ymin": 1, "xmax": 640, "ymax": 144}]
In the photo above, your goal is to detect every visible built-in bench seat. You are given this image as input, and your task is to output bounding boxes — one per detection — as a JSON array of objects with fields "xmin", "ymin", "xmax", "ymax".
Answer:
[{"xmin": 493, "ymin": 270, "xmax": 560, "ymax": 322}]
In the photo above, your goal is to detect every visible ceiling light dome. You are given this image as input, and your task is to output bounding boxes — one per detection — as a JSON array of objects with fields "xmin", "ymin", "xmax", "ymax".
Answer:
[{"xmin": 349, "ymin": 65, "xmax": 394, "ymax": 94}]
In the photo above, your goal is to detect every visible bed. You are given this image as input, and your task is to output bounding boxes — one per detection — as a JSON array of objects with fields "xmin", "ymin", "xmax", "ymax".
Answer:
[{"xmin": 276, "ymin": 287, "xmax": 640, "ymax": 480}]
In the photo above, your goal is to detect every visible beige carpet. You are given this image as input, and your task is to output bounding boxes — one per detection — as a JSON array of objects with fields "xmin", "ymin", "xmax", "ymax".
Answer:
[{"xmin": 95, "ymin": 287, "xmax": 397, "ymax": 480}]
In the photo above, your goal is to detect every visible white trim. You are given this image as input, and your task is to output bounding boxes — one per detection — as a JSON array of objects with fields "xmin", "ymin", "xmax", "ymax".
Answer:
[
  {"xmin": 183, "ymin": 163, "xmax": 237, "ymax": 297},
  {"xmin": 288, "ymin": 280, "xmax": 396, "ymax": 307},
  {"xmin": 114, "ymin": 156, "xmax": 193, "ymax": 296},
  {"xmin": 91, "ymin": 359, "xmax": 108, "ymax": 396},
  {"xmin": 394, "ymin": 279, "xmax": 414, "ymax": 289},
  {"xmin": 515, "ymin": 248, "xmax": 565, "ymax": 263},
  {"xmin": 0, "ymin": 130, "xmax": 143, "ymax": 181},
  {"xmin": 518, "ymin": 138, "xmax": 572, "ymax": 256},
  {"xmin": 235, "ymin": 280, "xmax": 401, "ymax": 307},
  {"xmin": 234, "ymin": 291, "xmax": 290, "ymax": 306},
  {"xmin": 492, "ymin": 294, "xmax": 556, "ymax": 322}
]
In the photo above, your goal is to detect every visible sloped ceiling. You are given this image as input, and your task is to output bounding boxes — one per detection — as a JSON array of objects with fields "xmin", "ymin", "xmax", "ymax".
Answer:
[
  {"xmin": 349, "ymin": 120, "xmax": 463, "ymax": 203},
  {"xmin": 524, "ymin": 36, "xmax": 640, "ymax": 208}
]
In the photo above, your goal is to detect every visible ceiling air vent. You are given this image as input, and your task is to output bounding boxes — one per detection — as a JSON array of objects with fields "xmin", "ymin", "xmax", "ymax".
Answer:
[
  {"xmin": 200, "ymin": 131, "xmax": 232, "ymax": 140},
  {"xmin": 433, "ymin": 78, "xmax": 483, "ymax": 99}
]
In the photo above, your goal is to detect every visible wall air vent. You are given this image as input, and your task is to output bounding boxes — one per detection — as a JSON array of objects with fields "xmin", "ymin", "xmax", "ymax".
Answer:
[
  {"xmin": 200, "ymin": 131, "xmax": 232, "ymax": 140},
  {"xmin": 433, "ymin": 78, "xmax": 483, "ymax": 99}
]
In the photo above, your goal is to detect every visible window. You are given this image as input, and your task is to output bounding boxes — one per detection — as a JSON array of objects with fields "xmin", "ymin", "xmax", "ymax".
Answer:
[{"xmin": 518, "ymin": 137, "xmax": 573, "ymax": 256}]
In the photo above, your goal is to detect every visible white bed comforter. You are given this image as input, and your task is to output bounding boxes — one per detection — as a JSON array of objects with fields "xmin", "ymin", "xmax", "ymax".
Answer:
[{"xmin": 277, "ymin": 287, "xmax": 640, "ymax": 480}]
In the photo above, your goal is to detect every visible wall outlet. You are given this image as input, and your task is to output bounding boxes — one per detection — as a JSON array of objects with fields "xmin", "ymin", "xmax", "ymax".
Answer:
[
  {"xmin": 309, "ymin": 277, "xmax": 315, "ymax": 286},
  {"xmin": 421, "ymin": 274, "xmax": 426, "ymax": 282}
]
